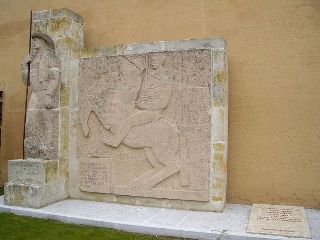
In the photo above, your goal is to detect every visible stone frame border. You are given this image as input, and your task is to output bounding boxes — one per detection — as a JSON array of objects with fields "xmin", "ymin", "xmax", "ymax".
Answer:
[{"xmin": 68, "ymin": 38, "xmax": 228, "ymax": 212}]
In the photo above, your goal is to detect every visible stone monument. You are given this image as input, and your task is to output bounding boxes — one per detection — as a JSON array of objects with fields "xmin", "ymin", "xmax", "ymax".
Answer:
[{"xmin": 5, "ymin": 8, "xmax": 228, "ymax": 212}]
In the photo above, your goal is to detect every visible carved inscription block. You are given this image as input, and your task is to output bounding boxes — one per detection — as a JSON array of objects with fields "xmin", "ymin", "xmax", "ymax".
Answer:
[
  {"xmin": 78, "ymin": 50, "xmax": 215, "ymax": 202},
  {"xmin": 8, "ymin": 160, "xmax": 42, "ymax": 184},
  {"xmin": 79, "ymin": 157, "xmax": 111, "ymax": 193},
  {"xmin": 7, "ymin": 159, "xmax": 59, "ymax": 185},
  {"xmin": 247, "ymin": 204, "xmax": 311, "ymax": 238}
]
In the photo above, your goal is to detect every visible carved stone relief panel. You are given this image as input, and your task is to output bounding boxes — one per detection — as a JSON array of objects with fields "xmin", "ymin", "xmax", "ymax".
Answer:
[
  {"xmin": 78, "ymin": 50, "xmax": 211, "ymax": 202},
  {"xmin": 21, "ymin": 32, "xmax": 61, "ymax": 160}
]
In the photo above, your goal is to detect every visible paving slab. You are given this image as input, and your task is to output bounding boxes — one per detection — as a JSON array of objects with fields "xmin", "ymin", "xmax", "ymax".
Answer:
[{"xmin": 0, "ymin": 196, "xmax": 319, "ymax": 240}]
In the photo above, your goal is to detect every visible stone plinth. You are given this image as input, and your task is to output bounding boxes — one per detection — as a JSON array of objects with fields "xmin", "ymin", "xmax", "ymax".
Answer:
[{"xmin": 4, "ymin": 159, "xmax": 67, "ymax": 208}]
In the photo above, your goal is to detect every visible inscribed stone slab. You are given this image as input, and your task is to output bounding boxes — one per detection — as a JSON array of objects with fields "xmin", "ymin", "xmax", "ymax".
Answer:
[
  {"xmin": 247, "ymin": 204, "xmax": 311, "ymax": 238},
  {"xmin": 79, "ymin": 157, "xmax": 112, "ymax": 193}
]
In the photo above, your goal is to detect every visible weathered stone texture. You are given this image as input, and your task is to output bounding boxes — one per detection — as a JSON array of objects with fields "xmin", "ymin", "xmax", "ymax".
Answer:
[
  {"xmin": 5, "ymin": 159, "xmax": 65, "ymax": 208},
  {"xmin": 24, "ymin": 109, "xmax": 59, "ymax": 160},
  {"xmin": 4, "ymin": 180, "xmax": 67, "ymax": 208},
  {"xmin": 210, "ymin": 49, "xmax": 228, "ymax": 205},
  {"xmin": 7, "ymin": 159, "xmax": 58, "ymax": 185}
]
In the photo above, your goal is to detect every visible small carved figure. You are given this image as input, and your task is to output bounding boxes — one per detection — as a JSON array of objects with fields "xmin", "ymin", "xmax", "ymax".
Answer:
[{"xmin": 21, "ymin": 32, "xmax": 61, "ymax": 159}]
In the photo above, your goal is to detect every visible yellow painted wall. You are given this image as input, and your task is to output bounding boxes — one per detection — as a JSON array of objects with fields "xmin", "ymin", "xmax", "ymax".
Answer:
[{"xmin": 0, "ymin": 0, "xmax": 319, "ymax": 208}]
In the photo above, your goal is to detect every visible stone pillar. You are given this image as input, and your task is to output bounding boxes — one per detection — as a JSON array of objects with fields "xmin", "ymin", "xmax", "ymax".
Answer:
[
  {"xmin": 4, "ymin": 8, "xmax": 83, "ymax": 208},
  {"xmin": 210, "ymin": 48, "xmax": 228, "ymax": 208}
]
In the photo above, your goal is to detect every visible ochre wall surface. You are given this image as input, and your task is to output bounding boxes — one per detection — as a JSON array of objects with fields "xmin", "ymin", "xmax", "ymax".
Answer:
[{"xmin": 0, "ymin": 0, "xmax": 319, "ymax": 209}]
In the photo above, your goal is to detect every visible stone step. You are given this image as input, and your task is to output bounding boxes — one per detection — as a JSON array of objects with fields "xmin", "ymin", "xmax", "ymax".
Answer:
[{"xmin": 0, "ymin": 196, "xmax": 319, "ymax": 240}]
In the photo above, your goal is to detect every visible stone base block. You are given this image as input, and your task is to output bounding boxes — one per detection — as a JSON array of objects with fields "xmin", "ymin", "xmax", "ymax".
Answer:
[
  {"xmin": 5, "ymin": 159, "xmax": 68, "ymax": 208},
  {"xmin": 4, "ymin": 180, "xmax": 67, "ymax": 208}
]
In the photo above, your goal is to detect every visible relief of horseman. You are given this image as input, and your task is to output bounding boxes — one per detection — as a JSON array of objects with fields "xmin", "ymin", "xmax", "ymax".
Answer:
[{"xmin": 80, "ymin": 54, "xmax": 189, "ymax": 188}]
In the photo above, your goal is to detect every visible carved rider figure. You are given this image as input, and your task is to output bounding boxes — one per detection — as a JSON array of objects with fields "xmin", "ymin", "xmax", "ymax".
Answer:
[{"xmin": 21, "ymin": 32, "xmax": 61, "ymax": 159}]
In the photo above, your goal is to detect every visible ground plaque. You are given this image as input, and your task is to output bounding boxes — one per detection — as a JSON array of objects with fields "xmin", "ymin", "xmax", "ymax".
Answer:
[{"xmin": 247, "ymin": 204, "xmax": 311, "ymax": 238}]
